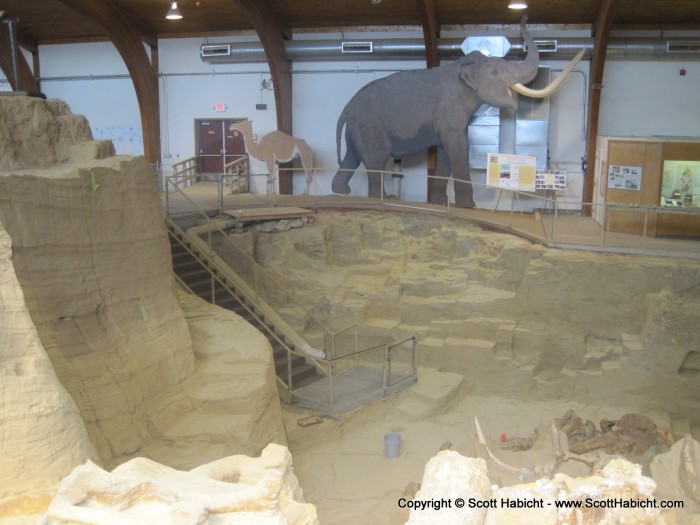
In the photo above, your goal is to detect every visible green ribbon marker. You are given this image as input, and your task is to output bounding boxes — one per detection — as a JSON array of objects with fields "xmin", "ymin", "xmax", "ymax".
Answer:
[
  {"xmin": 139, "ymin": 303, "xmax": 149, "ymax": 322},
  {"xmin": 90, "ymin": 170, "xmax": 100, "ymax": 192}
]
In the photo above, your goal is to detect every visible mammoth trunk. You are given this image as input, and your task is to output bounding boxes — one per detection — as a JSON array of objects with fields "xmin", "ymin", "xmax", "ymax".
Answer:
[{"xmin": 510, "ymin": 16, "xmax": 540, "ymax": 86}]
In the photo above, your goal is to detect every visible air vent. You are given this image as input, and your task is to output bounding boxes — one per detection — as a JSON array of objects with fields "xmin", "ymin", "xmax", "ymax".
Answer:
[
  {"xmin": 535, "ymin": 40, "xmax": 558, "ymax": 53},
  {"xmin": 341, "ymin": 41, "xmax": 373, "ymax": 54},
  {"xmin": 201, "ymin": 44, "xmax": 231, "ymax": 57},
  {"xmin": 523, "ymin": 40, "xmax": 558, "ymax": 54},
  {"xmin": 666, "ymin": 41, "xmax": 700, "ymax": 53}
]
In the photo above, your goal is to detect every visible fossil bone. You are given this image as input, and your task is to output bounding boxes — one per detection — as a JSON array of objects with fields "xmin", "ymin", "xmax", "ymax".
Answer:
[
  {"xmin": 474, "ymin": 417, "xmax": 595, "ymax": 479},
  {"xmin": 680, "ymin": 434, "xmax": 700, "ymax": 505}
]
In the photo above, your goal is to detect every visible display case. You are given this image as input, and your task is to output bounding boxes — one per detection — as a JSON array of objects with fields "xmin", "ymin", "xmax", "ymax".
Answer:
[
  {"xmin": 660, "ymin": 160, "xmax": 700, "ymax": 208},
  {"xmin": 595, "ymin": 137, "xmax": 700, "ymax": 238}
]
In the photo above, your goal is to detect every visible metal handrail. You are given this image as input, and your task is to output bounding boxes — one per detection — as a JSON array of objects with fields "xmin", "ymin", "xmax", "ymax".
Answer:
[
  {"xmin": 167, "ymin": 218, "xmax": 325, "ymax": 400},
  {"xmin": 163, "ymin": 167, "xmax": 421, "ymax": 408}
]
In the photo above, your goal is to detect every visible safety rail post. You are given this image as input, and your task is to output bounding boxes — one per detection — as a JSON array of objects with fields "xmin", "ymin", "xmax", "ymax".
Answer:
[
  {"xmin": 551, "ymin": 198, "xmax": 559, "ymax": 242},
  {"xmin": 382, "ymin": 344, "xmax": 390, "ymax": 394},
  {"xmin": 603, "ymin": 203, "xmax": 609, "ymax": 246},
  {"xmin": 642, "ymin": 206, "xmax": 649, "ymax": 250},
  {"xmin": 329, "ymin": 361, "xmax": 336, "ymax": 416}
]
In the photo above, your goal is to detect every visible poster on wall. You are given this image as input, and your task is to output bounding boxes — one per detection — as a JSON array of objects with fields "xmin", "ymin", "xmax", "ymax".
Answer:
[
  {"xmin": 535, "ymin": 170, "xmax": 567, "ymax": 191},
  {"xmin": 486, "ymin": 153, "xmax": 537, "ymax": 192},
  {"xmin": 608, "ymin": 164, "xmax": 642, "ymax": 191}
]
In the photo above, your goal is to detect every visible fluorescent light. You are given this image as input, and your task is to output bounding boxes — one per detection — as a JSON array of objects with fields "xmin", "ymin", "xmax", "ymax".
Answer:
[
  {"xmin": 166, "ymin": 1, "xmax": 183, "ymax": 20},
  {"xmin": 508, "ymin": 0, "xmax": 528, "ymax": 9}
]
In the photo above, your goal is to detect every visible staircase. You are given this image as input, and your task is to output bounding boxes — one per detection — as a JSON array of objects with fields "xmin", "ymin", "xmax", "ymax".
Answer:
[{"xmin": 166, "ymin": 219, "xmax": 320, "ymax": 398}]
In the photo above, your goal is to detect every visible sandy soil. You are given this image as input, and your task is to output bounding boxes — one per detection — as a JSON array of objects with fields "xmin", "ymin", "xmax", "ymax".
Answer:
[{"xmin": 282, "ymin": 367, "xmax": 678, "ymax": 525}]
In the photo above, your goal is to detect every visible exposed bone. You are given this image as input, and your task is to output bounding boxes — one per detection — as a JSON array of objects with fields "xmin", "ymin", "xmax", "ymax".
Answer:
[
  {"xmin": 475, "ymin": 417, "xmax": 532, "ymax": 476},
  {"xmin": 680, "ymin": 434, "xmax": 700, "ymax": 505},
  {"xmin": 568, "ymin": 433, "xmax": 617, "ymax": 455},
  {"xmin": 511, "ymin": 49, "xmax": 585, "ymax": 98},
  {"xmin": 474, "ymin": 418, "xmax": 596, "ymax": 478}
]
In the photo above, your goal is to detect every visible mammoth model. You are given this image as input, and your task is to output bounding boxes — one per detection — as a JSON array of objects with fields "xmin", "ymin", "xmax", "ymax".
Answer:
[{"xmin": 332, "ymin": 17, "xmax": 583, "ymax": 208}]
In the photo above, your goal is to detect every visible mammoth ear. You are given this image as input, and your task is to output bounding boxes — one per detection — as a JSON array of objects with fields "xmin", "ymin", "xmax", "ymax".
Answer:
[{"xmin": 459, "ymin": 59, "xmax": 480, "ymax": 91}]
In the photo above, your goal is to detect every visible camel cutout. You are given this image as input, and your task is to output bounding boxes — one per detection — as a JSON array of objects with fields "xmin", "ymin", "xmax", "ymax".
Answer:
[{"xmin": 229, "ymin": 120, "xmax": 314, "ymax": 195}]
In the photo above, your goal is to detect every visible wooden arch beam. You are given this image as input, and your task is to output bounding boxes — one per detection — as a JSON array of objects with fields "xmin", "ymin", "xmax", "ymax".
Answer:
[
  {"xmin": 0, "ymin": 21, "xmax": 39, "ymax": 92},
  {"xmin": 0, "ymin": 45, "xmax": 39, "ymax": 92},
  {"xmin": 583, "ymin": 0, "xmax": 618, "ymax": 212},
  {"xmin": 232, "ymin": 0, "xmax": 293, "ymax": 193},
  {"xmin": 56, "ymin": 0, "xmax": 161, "ymax": 165},
  {"xmin": 416, "ymin": 0, "xmax": 439, "ymax": 69},
  {"xmin": 415, "ymin": 0, "xmax": 441, "ymax": 203}
]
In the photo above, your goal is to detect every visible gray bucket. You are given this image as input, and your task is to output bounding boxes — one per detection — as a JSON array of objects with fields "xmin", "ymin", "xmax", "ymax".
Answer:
[{"xmin": 384, "ymin": 432, "xmax": 401, "ymax": 459}]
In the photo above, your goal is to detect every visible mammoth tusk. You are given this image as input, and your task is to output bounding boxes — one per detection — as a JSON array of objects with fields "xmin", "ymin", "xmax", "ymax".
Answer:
[
  {"xmin": 511, "ymin": 49, "xmax": 586, "ymax": 98},
  {"xmin": 474, "ymin": 418, "xmax": 595, "ymax": 478},
  {"xmin": 475, "ymin": 417, "xmax": 530, "ymax": 475}
]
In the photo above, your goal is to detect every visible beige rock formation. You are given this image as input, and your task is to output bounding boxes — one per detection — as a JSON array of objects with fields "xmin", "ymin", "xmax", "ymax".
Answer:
[
  {"xmin": 652, "ymin": 435, "xmax": 700, "ymax": 513},
  {"xmin": 0, "ymin": 97, "xmax": 113, "ymax": 170},
  {"xmin": 240, "ymin": 211, "xmax": 700, "ymax": 423},
  {"xmin": 404, "ymin": 449, "xmax": 677, "ymax": 525},
  {"xmin": 0, "ymin": 222, "xmax": 97, "ymax": 513},
  {"xmin": 40, "ymin": 443, "xmax": 318, "ymax": 525},
  {"xmin": 486, "ymin": 458, "xmax": 665, "ymax": 525},
  {"xmin": 0, "ymin": 96, "xmax": 287, "ymax": 515},
  {"xmin": 405, "ymin": 452, "xmax": 490, "ymax": 525}
]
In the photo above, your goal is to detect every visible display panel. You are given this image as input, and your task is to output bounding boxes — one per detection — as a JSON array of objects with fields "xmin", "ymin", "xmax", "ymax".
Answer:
[
  {"xmin": 661, "ymin": 160, "xmax": 700, "ymax": 207},
  {"xmin": 486, "ymin": 153, "xmax": 537, "ymax": 192}
]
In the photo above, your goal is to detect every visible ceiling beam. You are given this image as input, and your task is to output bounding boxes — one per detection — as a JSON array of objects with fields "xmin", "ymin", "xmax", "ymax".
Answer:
[
  {"xmin": 0, "ymin": 20, "xmax": 39, "ymax": 92},
  {"xmin": 415, "ymin": 0, "xmax": 441, "ymax": 202},
  {"xmin": 232, "ymin": 0, "xmax": 293, "ymax": 194},
  {"xmin": 17, "ymin": 30, "xmax": 38, "ymax": 55},
  {"xmin": 416, "ymin": 0, "xmax": 439, "ymax": 69},
  {"xmin": 583, "ymin": 0, "xmax": 618, "ymax": 212},
  {"xmin": 56, "ymin": 0, "xmax": 161, "ymax": 165}
]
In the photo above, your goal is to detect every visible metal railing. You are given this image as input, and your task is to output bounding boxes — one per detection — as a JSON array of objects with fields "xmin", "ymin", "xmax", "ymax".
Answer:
[
  {"xmin": 166, "ymin": 164, "xmax": 699, "ymax": 258},
  {"xmin": 163, "ymin": 166, "xmax": 419, "ymax": 415},
  {"xmin": 294, "ymin": 331, "xmax": 417, "ymax": 418}
]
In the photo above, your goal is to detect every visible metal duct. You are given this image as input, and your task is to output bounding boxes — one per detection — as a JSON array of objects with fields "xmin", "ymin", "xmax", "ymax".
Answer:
[{"xmin": 201, "ymin": 37, "xmax": 700, "ymax": 63}]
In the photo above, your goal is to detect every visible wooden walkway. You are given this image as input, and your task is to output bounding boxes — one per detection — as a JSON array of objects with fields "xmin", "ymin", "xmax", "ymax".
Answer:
[
  {"xmin": 221, "ymin": 206, "xmax": 315, "ymax": 232},
  {"xmin": 162, "ymin": 183, "xmax": 700, "ymax": 259}
]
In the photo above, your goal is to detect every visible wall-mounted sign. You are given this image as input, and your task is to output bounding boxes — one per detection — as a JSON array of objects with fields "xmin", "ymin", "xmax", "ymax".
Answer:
[
  {"xmin": 487, "ymin": 153, "xmax": 537, "ymax": 192},
  {"xmin": 608, "ymin": 164, "xmax": 642, "ymax": 191}
]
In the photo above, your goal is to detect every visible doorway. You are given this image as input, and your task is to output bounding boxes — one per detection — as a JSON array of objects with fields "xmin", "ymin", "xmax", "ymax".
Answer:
[{"xmin": 195, "ymin": 119, "xmax": 247, "ymax": 174}]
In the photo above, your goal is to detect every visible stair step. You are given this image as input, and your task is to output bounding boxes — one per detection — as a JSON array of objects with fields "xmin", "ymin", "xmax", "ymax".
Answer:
[{"xmin": 167, "ymin": 225, "xmax": 321, "ymax": 393}]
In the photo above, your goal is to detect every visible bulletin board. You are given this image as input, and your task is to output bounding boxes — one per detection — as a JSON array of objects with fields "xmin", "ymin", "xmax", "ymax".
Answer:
[
  {"xmin": 486, "ymin": 153, "xmax": 537, "ymax": 192},
  {"xmin": 535, "ymin": 170, "xmax": 567, "ymax": 191}
]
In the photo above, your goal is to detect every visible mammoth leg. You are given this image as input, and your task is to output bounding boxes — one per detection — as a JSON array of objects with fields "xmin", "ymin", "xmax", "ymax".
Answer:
[
  {"xmin": 429, "ymin": 145, "xmax": 450, "ymax": 205},
  {"xmin": 366, "ymin": 167, "xmax": 384, "ymax": 198},
  {"xmin": 444, "ymin": 134, "xmax": 475, "ymax": 208},
  {"xmin": 332, "ymin": 145, "xmax": 361, "ymax": 195}
]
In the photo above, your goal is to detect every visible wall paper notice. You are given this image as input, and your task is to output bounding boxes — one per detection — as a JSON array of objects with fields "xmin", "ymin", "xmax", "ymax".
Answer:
[
  {"xmin": 486, "ymin": 153, "xmax": 537, "ymax": 192},
  {"xmin": 535, "ymin": 170, "xmax": 567, "ymax": 191},
  {"xmin": 608, "ymin": 164, "xmax": 642, "ymax": 191}
]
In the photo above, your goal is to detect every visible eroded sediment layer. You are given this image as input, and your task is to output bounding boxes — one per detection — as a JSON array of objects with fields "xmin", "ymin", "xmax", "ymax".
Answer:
[
  {"xmin": 236, "ymin": 210, "xmax": 700, "ymax": 424},
  {"xmin": 0, "ymin": 97, "xmax": 287, "ymax": 512}
]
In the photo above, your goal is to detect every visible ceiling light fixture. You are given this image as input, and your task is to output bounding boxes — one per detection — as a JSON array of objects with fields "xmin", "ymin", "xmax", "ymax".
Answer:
[
  {"xmin": 166, "ymin": 1, "xmax": 183, "ymax": 20},
  {"xmin": 508, "ymin": 0, "xmax": 528, "ymax": 9}
]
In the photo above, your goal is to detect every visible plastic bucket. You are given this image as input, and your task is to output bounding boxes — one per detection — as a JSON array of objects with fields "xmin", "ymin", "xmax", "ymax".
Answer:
[{"xmin": 384, "ymin": 432, "xmax": 401, "ymax": 459}]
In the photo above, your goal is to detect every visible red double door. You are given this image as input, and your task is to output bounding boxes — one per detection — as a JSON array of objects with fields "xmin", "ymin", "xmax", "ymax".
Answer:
[{"xmin": 196, "ymin": 119, "xmax": 247, "ymax": 174}]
